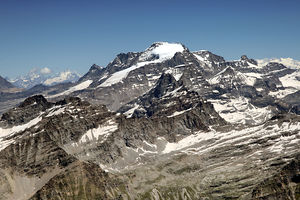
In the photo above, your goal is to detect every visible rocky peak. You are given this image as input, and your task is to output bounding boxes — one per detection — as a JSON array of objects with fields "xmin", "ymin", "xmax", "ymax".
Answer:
[
  {"xmin": 241, "ymin": 55, "xmax": 249, "ymax": 61},
  {"xmin": 18, "ymin": 95, "xmax": 51, "ymax": 108},
  {"xmin": 1, "ymin": 95, "xmax": 53, "ymax": 126},
  {"xmin": 194, "ymin": 50, "xmax": 225, "ymax": 64},
  {"xmin": 90, "ymin": 64, "xmax": 103, "ymax": 71},
  {"xmin": 241, "ymin": 55, "xmax": 258, "ymax": 65},
  {"xmin": 106, "ymin": 52, "xmax": 141, "ymax": 72},
  {"xmin": 151, "ymin": 73, "xmax": 182, "ymax": 98},
  {"xmin": 116, "ymin": 52, "xmax": 139, "ymax": 63},
  {"xmin": 55, "ymin": 96, "xmax": 88, "ymax": 106},
  {"xmin": 77, "ymin": 64, "xmax": 104, "ymax": 83}
]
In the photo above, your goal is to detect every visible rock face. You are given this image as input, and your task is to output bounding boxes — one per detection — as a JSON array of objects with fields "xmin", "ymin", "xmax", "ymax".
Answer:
[
  {"xmin": 0, "ymin": 95, "xmax": 52, "ymax": 126},
  {"xmin": 0, "ymin": 42, "xmax": 300, "ymax": 200},
  {"xmin": 251, "ymin": 155, "xmax": 300, "ymax": 200},
  {"xmin": 30, "ymin": 161, "xmax": 125, "ymax": 200},
  {"xmin": 118, "ymin": 73, "xmax": 226, "ymax": 129}
]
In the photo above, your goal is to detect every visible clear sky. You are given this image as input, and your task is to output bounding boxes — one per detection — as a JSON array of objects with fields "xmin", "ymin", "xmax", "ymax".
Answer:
[{"xmin": 1, "ymin": 0, "xmax": 300, "ymax": 78}]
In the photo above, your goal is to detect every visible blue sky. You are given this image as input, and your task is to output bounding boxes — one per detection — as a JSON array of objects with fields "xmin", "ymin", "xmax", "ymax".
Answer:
[{"xmin": 1, "ymin": 0, "xmax": 300, "ymax": 78}]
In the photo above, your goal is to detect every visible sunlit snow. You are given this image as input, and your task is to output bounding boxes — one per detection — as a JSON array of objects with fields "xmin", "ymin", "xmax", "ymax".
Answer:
[
  {"xmin": 79, "ymin": 119, "xmax": 118, "ymax": 143},
  {"xmin": 279, "ymin": 70, "xmax": 300, "ymax": 90},
  {"xmin": 0, "ymin": 116, "xmax": 42, "ymax": 151},
  {"xmin": 48, "ymin": 79, "xmax": 93, "ymax": 98},
  {"xmin": 209, "ymin": 97, "xmax": 272, "ymax": 125}
]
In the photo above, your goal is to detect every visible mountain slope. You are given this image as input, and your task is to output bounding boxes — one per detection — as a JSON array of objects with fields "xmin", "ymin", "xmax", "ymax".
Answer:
[
  {"xmin": 0, "ymin": 88, "xmax": 227, "ymax": 199},
  {"xmin": 0, "ymin": 76, "xmax": 14, "ymax": 89},
  {"xmin": 0, "ymin": 76, "xmax": 22, "ymax": 93},
  {"xmin": 0, "ymin": 91, "xmax": 299, "ymax": 199}
]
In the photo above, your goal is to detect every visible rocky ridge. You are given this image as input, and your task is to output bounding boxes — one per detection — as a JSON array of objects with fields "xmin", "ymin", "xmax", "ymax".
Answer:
[{"xmin": 0, "ymin": 89, "xmax": 299, "ymax": 199}]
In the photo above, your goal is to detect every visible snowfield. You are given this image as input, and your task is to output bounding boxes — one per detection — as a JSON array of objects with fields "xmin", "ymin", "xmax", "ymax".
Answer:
[{"xmin": 209, "ymin": 97, "xmax": 273, "ymax": 125}]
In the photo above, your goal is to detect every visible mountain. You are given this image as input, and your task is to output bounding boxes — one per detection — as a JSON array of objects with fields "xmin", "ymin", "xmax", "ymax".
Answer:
[
  {"xmin": 0, "ymin": 75, "xmax": 22, "ymax": 93},
  {"xmin": 0, "ymin": 76, "xmax": 15, "ymax": 90},
  {"xmin": 41, "ymin": 42, "xmax": 300, "ymax": 125},
  {"xmin": 10, "ymin": 68, "xmax": 81, "ymax": 89},
  {"xmin": 0, "ymin": 38, "xmax": 300, "ymax": 199}
]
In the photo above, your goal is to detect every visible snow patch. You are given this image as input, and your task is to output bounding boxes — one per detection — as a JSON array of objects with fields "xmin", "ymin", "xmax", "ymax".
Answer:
[
  {"xmin": 79, "ymin": 119, "xmax": 118, "ymax": 143},
  {"xmin": 164, "ymin": 65, "xmax": 185, "ymax": 81},
  {"xmin": 279, "ymin": 70, "xmax": 300, "ymax": 90},
  {"xmin": 48, "ymin": 80, "xmax": 93, "ymax": 98},
  {"xmin": 193, "ymin": 53, "xmax": 205, "ymax": 62},
  {"xmin": 162, "ymin": 131, "xmax": 215, "ymax": 154},
  {"xmin": 209, "ymin": 67, "xmax": 257, "ymax": 86},
  {"xmin": 123, "ymin": 104, "xmax": 140, "ymax": 118},
  {"xmin": 0, "ymin": 116, "xmax": 42, "ymax": 151},
  {"xmin": 209, "ymin": 97, "xmax": 272, "ymax": 125},
  {"xmin": 162, "ymin": 121, "xmax": 300, "ymax": 155},
  {"xmin": 167, "ymin": 108, "xmax": 192, "ymax": 118},
  {"xmin": 46, "ymin": 106, "xmax": 65, "ymax": 117}
]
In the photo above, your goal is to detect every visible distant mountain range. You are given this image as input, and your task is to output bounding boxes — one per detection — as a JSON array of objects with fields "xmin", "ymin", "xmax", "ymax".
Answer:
[
  {"xmin": 257, "ymin": 57, "xmax": 300, "ymax": 69},
  {"xmin": 9, "ymin": 68, "xmax": 81, "ymax": 89}
]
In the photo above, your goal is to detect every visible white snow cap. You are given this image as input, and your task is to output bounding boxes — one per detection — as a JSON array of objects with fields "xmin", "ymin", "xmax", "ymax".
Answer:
[{"xmin": 139, "ymin": 42, "xmax": 185, "ymax": 62}]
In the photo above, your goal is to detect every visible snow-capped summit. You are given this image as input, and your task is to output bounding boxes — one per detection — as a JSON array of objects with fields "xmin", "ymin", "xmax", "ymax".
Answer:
[
  {"xmin": 139, "ymin": 42, "xmax": 186, "ymax": 62},
  {"xmin": 43, "ymin": 70, "xmax": 81, "ymax": 86},
  {"xmin": 99, "ymin": 42, "xmax": 186, "ymax": 87}
]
